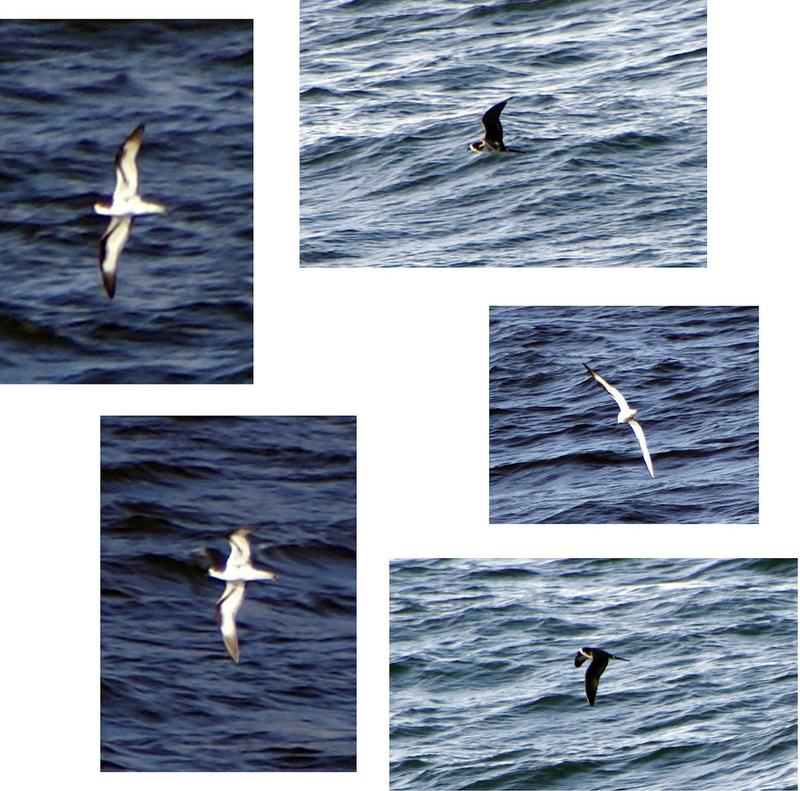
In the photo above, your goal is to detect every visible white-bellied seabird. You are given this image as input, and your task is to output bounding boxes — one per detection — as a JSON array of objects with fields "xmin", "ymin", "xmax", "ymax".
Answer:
[
  {"xmin": 208, "ymin": 528, "xmax": 276, "ymax": 663},
  {"xmin": 468, "ymin": 101, "xmax": 522, "ymax": 153},
  {"xmin": 582, "ymin": 362, "xmax": 655, "ymax": 478},
  {"xmin": 574, "ymin": 647, "xmax": 629, "ymax": 706},
  {"xmin": 94, "ymin": 124, "xmax": 166, "ymax": 299}
]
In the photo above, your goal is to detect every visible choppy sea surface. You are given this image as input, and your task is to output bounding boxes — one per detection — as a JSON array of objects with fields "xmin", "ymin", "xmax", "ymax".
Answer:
[
  {"xmin": 490, "ymin": 306, "xmax": 758, "ymax": 523},
  {"xmin": 300, "ymin": 0, "xmax": 706, "ymax": 267},
  {"xmin": 0, "ymin": 20, "xmax": 252, "ymax": 383},
  {"xmin": 390, "ymin": 558, "xmax": 797, "ymax": 790},
  {"xmin": 100, "ymin": 416, "xmax": 356, "ymax": 771}
]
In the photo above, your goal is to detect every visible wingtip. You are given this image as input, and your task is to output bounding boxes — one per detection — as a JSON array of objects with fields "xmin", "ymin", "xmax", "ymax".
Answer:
[
  {"xmin": 102, "ymin": 273, "xmax": 116, "ymax": 299},
  {"xmin": 223, "ymin": 634, "xmax": 240, "ymax": 663},
  {"xmin": 229, "ymin": 526, "xmax": 255, "ymax": 538}
]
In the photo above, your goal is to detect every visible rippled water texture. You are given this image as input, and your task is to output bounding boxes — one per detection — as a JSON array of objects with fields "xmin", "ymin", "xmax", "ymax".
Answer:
[
  {"xmin": 101, "ymin": 416, "xmax": 356, "ymax": 771},
  {"xmin": 390, "ymin": 558, "xmax": 797, "ymax": 790},
  {"xmin": 0, "ymin": 20, "xmax": 252, "ymax": 382},
  {"xmin": 301, "ymin": 0, "xmax": 706, "ymax": 267},
  {"xmin": 490, "ymin": 306, "xmax": 758, "ymax": 523}
]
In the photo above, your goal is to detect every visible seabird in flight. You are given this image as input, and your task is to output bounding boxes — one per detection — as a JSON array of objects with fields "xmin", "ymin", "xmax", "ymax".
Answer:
[
  {"xmin": 574, "ymin": 646, "xmax": 629, "ymax": 706},
  {"xmin": 582, "ymin": 362, "xmax": 655, "ymax": 477},
  {"xmin": 94, "ymin": 124, "xmax": 166, "ymax": 298},
  {"xmin": 468, "ymin": 101, "xmax": 522, "ymax": 153},
  {"xmin": 208, "ymin": 528, "xmax": 276, "ymax": 663}
]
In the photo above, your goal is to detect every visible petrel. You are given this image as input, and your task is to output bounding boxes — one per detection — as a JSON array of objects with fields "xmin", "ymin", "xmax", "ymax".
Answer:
[
  {"xmin": 468, "ymin": 101, "xmax": 522, "ymax": 153},
  {"xmin": 208, "ymin": 528, "xmax": 276, "ymax": 663},
  {"xmin": 94, "ymin": 124, "xmax": 166, "ymax": 298},
  {"xmin": 574, "ymin": 647, "xmax": 629, "ymax": 706},
  {"xmin": 582, "ymin": 363, "xmax": 655, "ymax": 477}
]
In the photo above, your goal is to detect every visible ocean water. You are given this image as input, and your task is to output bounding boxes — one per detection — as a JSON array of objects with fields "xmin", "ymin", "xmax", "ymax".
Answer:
[
  {"xmin": 390, "ymin": 558, "xmax": 797, "ymax": 790},
  {"xmin": 490, "ymin": 306, "xmax": 758, "ymax": 523},
  {"xmin": 300, "ymin": 0, "xmax": 706, "ymax": 267},
  {"xmin": 0, "ymin": 20, "xmax": 252, "ymax": 383},
  {"xmin": 100, "ymin": 416, "xmax": 356, "ymax": 771}
]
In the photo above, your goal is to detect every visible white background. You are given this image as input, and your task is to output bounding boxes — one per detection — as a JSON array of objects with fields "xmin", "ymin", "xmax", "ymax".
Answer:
[{"xmin": 4, "ymin": 1, "xmax": 796, "ymax": 785}]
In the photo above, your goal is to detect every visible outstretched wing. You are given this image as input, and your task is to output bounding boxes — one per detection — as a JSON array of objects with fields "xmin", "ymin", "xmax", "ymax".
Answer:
[
  {"xmin": 227, "ymin": 528, "xmax": 254, "ymax": 568},
  {"xmin": 113, "ymin": 124, "xmax": 144, "ymax": 202},
  {"xmin": 98, "ymin": 215, "xmax": 133, "ymax": 299},
  {"xmin": 585, "ymin": 654, "xmax": 609, "ymax": 706},
  {"xmin": 216, "ymin": 581, "xmax": 246, "ymax": 663},
  {"xmin": 628, "ymin": 419, "xmax": 655, "ymax": 478},
  {"xmin": 583, "ymin": 363, "xmax": 631, "ymax": 412},
  {"xmin": 481, "ymin": 101, "xmax": 507, "ymax": 147}
]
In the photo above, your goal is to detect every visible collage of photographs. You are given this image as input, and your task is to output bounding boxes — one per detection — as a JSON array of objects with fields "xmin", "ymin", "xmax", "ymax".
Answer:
[{"xmin": 1, "ymin": 2, "xmax": 796, "ymax": 790}]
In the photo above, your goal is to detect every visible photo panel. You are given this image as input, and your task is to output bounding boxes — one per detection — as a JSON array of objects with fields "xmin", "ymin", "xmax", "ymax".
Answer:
[
  {"xmin": 0, "ymin": 19, "xmax": 253, "ymax": 383},
  {"xmin": 300, "ymin": 0, "xmax": 705, "ymax": 268},
  {"xmin": 100, "ymin": 416, "xmax": 356, "ymax": 771},
  {"xmin": 490, "ymin": 306, "xmax": 758, "ymax": 524},
  {"xmin": 390, "ymin": 557, "xmax": 797, "ymax": 790}
]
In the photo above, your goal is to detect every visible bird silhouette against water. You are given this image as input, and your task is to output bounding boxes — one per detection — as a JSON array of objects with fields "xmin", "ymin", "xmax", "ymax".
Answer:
[{"xmin": 574, "ymin": 646, "xmax": 629, "ymax": 706}]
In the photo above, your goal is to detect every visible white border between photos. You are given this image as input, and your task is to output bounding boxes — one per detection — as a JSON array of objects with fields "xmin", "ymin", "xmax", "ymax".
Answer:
[{"xmin": 3, "ymin": 1, "xmax": 797, "ymax": 788}]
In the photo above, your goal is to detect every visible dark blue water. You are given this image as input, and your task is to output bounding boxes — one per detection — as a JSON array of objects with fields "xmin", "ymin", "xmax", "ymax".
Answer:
[
  {"xmin": 391, "ymin": 558, "xmax": 797, "ymax": 790},
  {"xmin": 301, "ymin": 0, "xmax": 706, "ymax": 267},
  {"xmin": 100, "ymin": 417, "xmax": 356, "ymax": 771},
  {"xmin": 490, "ymin": 306, "xmax": 758, "ymax": 523},
  {"xmin": 0, "ymin": 20, "xmax": 252, "ymax": 382}
]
